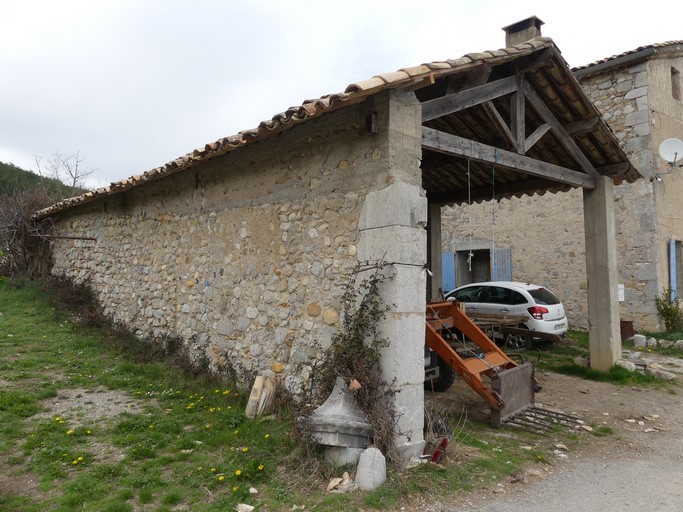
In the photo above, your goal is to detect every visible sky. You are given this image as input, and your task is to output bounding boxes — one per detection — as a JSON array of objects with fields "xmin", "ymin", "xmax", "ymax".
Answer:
[{"xmin": 1, "ymin": 0, "xmax": 681, "ymax": 189}]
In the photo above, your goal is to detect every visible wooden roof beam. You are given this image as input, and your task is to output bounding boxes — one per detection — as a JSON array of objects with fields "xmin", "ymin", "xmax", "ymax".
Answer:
[
  {"xmin": 422, "ymin": 127, "xmax": 596, "ymax": 189},
  {"xmin": 482, "ymin": 101, "xmax": 516, "ymax": 151},
  {"xmin": 421, "ymin": 75, "xmax": 518, "ymax": 122},
  {"xmin": 523, "ymin": 81, "xmax": 599, "ymax": 177}
]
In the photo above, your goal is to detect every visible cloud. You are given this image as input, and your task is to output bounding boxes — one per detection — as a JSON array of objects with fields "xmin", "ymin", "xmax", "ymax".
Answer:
[{"xmin": 1, "ymin": 0, "xmax": 680, "ymax": 186}]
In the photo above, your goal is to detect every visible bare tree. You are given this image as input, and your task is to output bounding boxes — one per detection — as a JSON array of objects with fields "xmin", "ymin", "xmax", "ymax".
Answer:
[
  {"xmin": 0, "ymin": 189, "xmax": 54, "ymax": 278},
  {"xmin": 35, "ymin": 151, "xmax": 95, "ymax": 191}
]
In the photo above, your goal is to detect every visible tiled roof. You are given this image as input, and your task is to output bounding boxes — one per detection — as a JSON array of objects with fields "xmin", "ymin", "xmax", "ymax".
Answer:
[
  {"xmin": 572, "ymin": 41, "xmax": 683, "ymax": 74},
  {"xmin": 34, "ymin": 37, "xmax": 614, "ymax": 218}
]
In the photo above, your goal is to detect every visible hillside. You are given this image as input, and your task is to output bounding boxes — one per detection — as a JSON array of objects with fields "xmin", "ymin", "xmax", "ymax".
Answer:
[{"xmin": 0, "ymin": 161, "xmax": 85, "ymax": 198}]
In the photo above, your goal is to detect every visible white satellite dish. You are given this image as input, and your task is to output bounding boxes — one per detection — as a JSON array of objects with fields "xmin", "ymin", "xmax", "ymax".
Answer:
[{"xmin": 658, "ymin": 138, "xmax": 683, "ymax": 164}]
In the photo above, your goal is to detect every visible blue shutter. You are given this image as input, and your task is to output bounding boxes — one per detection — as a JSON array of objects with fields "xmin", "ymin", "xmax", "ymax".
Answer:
[
  {"xmin": 491, "ymin": 248, "xmax": 512, "ymax": 281},
  {"xmin": 670, "ymin": 239, "xmax": 677, "ymax": 300},
  {"xmin": 442, "ymin": 252, "xmax": 456, "ymax": 292}
]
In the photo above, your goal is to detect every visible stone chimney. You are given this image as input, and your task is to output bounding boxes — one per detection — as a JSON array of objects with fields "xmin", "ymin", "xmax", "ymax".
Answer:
[{"xmin": 502, "ymin": 16, "xmax": 544, "ymax": 47}]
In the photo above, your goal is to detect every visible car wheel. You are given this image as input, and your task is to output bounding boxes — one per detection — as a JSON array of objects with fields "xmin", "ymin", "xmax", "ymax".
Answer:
[
  {"xmin": 505, "ymin": 331, "xmax": 533, "ymax": 350},
  {"xmin": 425, "ymin": 355, "xmax": 457, "ymax": 392}
]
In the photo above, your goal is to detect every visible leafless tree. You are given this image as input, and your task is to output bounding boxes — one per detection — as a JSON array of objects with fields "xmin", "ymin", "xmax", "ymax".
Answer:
[
  {"xmin": 35, "ymin": 151, "xmax": 95, "ymax": 191},
  {"xmin": 0, "ymin": 190, "xmax": 54, "ymax": 278}
]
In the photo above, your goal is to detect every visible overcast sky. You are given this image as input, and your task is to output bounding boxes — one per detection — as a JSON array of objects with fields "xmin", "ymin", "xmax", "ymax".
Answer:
[{"xmin": 1, "ymin": 0, "xmax": 681, "ymax": 188}]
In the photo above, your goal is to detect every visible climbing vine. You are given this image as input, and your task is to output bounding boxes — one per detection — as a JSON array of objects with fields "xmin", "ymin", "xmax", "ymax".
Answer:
[{"xmin": 314, "ymin": 262, "xmax": 401, "ymax": 462}]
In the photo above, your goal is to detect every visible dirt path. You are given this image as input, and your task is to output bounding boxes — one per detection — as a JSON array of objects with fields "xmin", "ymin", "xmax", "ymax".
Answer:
[{"xmin": 446, "ymin": 369, "xmax": 683, "ymax": 511}]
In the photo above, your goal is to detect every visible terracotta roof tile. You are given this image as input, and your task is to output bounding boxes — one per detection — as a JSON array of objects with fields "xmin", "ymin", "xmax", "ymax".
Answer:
[
  {"xmin": 400, "ymin": 65, "xmax": 433, "ymax": 77},
  {"xmin": 573, "ymin": 41, "xmax": 683, "ymax": 73},
  {"xmin": 33, "ymin": 37, "xmax": 563, "ymax": 219}
]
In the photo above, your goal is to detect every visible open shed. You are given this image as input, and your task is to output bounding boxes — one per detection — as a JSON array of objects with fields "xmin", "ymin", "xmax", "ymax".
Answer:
[{"xmin": 35, "ymin": 22, "xmax": 639, "ymax": 459}]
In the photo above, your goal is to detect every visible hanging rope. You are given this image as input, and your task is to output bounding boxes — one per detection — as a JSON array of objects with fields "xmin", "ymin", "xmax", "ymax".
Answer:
[
  {"xmin": 491, "ymin": 149, "xmax": 498, "ymax": 263},
  {"xmin": 467, "ymin": 155, "xmax": 474, "ymax": 272}
]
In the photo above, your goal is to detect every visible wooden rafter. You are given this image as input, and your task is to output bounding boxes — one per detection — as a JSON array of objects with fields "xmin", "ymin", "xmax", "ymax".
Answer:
[
  {"xmin": 523, "ymin": 81, "xmax": 599, "ymax": 177},
  {"xmin": 482, "ymin": 101, "xmax": 516, "ymax": 151},
  {"xmin": 421, "ymin": 75, "xmax": 518, "ymax": 122},
  {"xmin": 422, "ymin": 127, "xmax": 596, "ymax": 189}
]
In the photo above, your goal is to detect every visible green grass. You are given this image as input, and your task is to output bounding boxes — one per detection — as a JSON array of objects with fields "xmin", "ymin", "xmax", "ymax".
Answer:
[
  {"xmin": 0, "ymin": 278, "xmax": 294, "ymax": 511},
  {"xmin": 532, "ymin": 330, "xmax": 677, "ymax": 388},
  {"xmin": 1, "ymin": 276, "xmax": 680, "ymax": 510}
]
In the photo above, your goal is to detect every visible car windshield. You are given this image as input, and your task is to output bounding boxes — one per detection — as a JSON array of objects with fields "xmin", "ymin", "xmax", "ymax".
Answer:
[{"xmin": 528, "ymin": 287, "xmax": 560, "ymax": 305}]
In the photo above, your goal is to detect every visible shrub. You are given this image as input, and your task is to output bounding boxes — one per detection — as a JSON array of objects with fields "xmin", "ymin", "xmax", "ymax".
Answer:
[{"xmin": 654, "ymin": 287, "xmax": 683, "ymax": 332}]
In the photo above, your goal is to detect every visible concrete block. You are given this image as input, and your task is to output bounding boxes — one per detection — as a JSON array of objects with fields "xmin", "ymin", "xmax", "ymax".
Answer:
[
  {"xmin": 324, "ymin": 446, "xmax": 364, "ymax": 467},
  {"xmin": 615, "ymin": 359, "xmax": 637, "ymax": 372},
  {"xmin": 357, "ymin": 225, "xmax": 426, "ymax": 266},
  {"xmin": 645, "ymin": 365, "xmax": 677, "ymax": 381},
  {"xmin": 355, "ymin": 448, "xmax": 387, "ymax": 491},
  {"xmin": 358, "ymin": 182, "xmax": 427, "ymax": 230},
  {"xmin": 633, "ymin": 334, "xmax": 647, "ymax": 348},
  {"xmin": 374, "ymin": 264, "xmax": 425, "ymax": 313},
  {"xmin": 378, "ymin": 314, "xmax": 425, "ymax": 384}
]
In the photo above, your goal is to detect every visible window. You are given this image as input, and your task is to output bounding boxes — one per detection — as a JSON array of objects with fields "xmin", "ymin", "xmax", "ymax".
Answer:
[
  {"xmin": 452, "ymin": 285, "xmax": 486, "ymax": 302},
  {"xmin": 672, "ymin": 67, "xmax": 681, "ymax": 101},
  {"xmin": 528, "ymin": 287, "xmax": 561, "ymax": 305}
]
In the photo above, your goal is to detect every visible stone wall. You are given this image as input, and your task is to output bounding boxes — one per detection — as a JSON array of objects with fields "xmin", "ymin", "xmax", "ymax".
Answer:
[
  {"xmin": 441, "ymin": 57, "xmax": 668, "ymax": 331},
  {"xmin": 50, "ymin": 101, "xmax": 387, "ymax": 393}
]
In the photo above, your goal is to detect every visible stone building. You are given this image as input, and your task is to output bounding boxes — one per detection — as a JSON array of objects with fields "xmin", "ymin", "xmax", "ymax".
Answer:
[
  {"xmin": 34, "ymin": 30, "xmax": 635, "ymax": 458},
  {"xmin": 441, "ymin": 29, "xmax": 683, "ymax": 332}
]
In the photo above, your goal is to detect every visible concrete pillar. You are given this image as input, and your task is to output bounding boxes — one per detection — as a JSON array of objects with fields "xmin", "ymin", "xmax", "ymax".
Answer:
[
  {"xmin": 427, "ymin": 203, "xmax": 442, "ymax": 301},
  {"xmin": 357, "ymin": 88, "xmax": 426, "ymax": 461},
  {"xmin": 583, "ymin": 176, "xmax": 621, "ymax": 370}
]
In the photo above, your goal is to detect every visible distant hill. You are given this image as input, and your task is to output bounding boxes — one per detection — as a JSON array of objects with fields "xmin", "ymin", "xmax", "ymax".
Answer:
[{"xmin": 0, "ymin": 161, "xmax": 85, "ymax": 198}]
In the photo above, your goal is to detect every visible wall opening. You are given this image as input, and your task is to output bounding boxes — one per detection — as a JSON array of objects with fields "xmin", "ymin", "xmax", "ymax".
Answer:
[
  {"xmin": 672, "ymin": 67, "xmax": 681, "ymax": 101},
  {"xmin": 442, "ymin": 247, "xmax": 512, "ymax": 291}
]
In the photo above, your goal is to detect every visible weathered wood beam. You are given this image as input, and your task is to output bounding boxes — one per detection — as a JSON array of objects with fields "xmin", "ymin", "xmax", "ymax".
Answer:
[
  {"xmin": 421, "ymin": 75, "xmax": 518, "ymax": 122},
  {"xmin": 482, "ymin": 101, "xmax": 516, "ymax": 151},
  {"xmin": 525, "ymin": 123, "xmax": 551, "ymax": 151},
  {"xmin": 422, "ymin": 127, "xmax": 596, "ymax": 189},
  {"xmin": 565, "ymin": 116, "xmax": 600, "ymax": 136},
  {"xmin": 511, "ymin": 73, "xmax": 526, "ymax": 153},
  {"xmin": 597, "ymin": 162, "xmax": 631, "ymax": 176},
  {"xmin": 517, "ymin": 47, "xmax": 555, "ymax": 74},
  {"xmin": 523, "ymin": 81, "xmax": 599, "ymax": 177}
]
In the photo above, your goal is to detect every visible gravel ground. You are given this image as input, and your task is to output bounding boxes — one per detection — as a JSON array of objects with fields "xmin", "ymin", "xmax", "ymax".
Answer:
[{"xmin": 436, "ymin": 364, "xmax": 683, "ymax": 512}]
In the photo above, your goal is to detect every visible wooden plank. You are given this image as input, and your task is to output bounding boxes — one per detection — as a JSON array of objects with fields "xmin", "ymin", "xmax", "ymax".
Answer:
[
  {"xmin": 564, "ymin": 116, "xmax": 600, "ymax": 136},
  {"xmin": 523, "ymin": 81, "xmax": 599, "ymax": 177},
  {"xmin": 525, "ymin": 123, "xmax": 551, "ymax": 150},
  {"xmin": 421, "ymin": 75, "xmax": 518, "ymax": 122},
  {"xmin": 482, "ymin": 101, "xmax": 516, "ymax": 151},
  {"xmin": 511, "ymin": 74, "xmax": 525, "ymax": 153},
  {"xmin": 422, "ymin": 127, "xmax": 597, "ymax": 189}
]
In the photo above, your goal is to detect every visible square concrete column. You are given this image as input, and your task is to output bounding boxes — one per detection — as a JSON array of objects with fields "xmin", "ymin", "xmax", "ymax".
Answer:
[
  {"xmin": 358, "ymin": 182, "xmax": 427, "ymax": 461},
  {"xmin": 583, "ymin": 176, "xmax": 621, "ymax": 370},
  {"xmin": 357, "ymin": 89, "xmax": 426, "ymax": 461}
]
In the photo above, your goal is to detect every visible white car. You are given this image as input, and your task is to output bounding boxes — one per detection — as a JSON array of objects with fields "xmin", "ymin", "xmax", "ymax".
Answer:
[{"xmin": 444, "ymin": 281, "xmax": 568, "ymax": 348}]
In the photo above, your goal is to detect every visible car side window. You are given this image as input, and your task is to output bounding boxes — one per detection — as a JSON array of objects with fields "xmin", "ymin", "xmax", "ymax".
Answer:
[
  {"xmin": 475, "ymin": 286, "xmax": 493, "ymax": 303},
  {"xmin": 454, "ymin": 286, "xmax": 484, "ymax": 302},
  {"xmin": 488, "ymin": 286, "xmax": 509, "ymax": 304},
  {"xmin": 510, "ymin": 290, "xmax": 528, "ymax": 305}
]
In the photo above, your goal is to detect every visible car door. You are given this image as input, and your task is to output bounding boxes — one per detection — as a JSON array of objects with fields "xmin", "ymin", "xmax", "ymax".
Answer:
[{"xmin": 456, "ymin": 285, "xmax": 499, "ymax": 316}]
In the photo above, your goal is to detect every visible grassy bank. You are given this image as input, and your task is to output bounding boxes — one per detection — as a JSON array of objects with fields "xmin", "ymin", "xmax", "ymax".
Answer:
[{"xmin": 1, "ymin": 278, "xmax": 675, "ymax": 511}]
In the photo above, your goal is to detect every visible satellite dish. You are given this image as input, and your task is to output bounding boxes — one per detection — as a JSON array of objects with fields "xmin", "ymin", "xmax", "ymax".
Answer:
[{"xmin": 658, "ymin": 138, "xmax": 683, "ymax": 164}]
